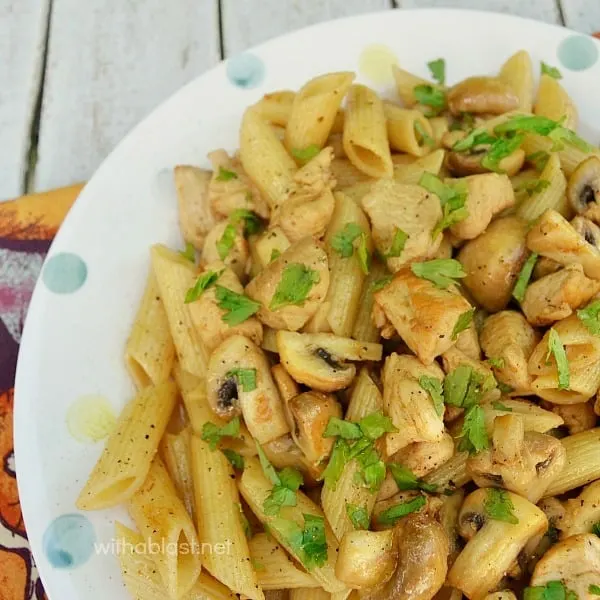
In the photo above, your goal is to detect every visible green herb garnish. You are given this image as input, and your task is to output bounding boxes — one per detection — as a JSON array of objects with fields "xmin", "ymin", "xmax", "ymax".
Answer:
[
  {"xmin": 215, "ymin": 286, "xmax": 260, "ymax": 325},
  {"xmin": 270, "ymin": 264, "xmax": 320, "ymax": 311},
  {"xmin": 512, "ymin": 253, "xmax": 538, "ymax": 303},
  {"xmin": 185, "ymin": 269, "xmax": 221, "ymax": 303},
  {"xmin": 216, "ymin": 166, "xmax": 238, "ymax": 181},
  {"xmin": 226, "ymin": 368, "xmax": 257, "ymax": 392},
  {"xmin": 346, "ymin": 503, "xmax": 370, "ymax": 530},
  {"xmin": 202, "ymin": 416, "xmax": 241, "ymax": 450},
  {"xmin": 410, "ymin": 258, "xmax": 466, "ymax": 289},
  {"xmin": 484, "ymin": 488, "xmax": 518, "ymax": 524},
  {"xmin": 376, "ymin": 496, "xmax": 426, "ymax": 526},
  {"xmin": 546, "ymin": 328, "xmax": 570, "ymax": 390}
]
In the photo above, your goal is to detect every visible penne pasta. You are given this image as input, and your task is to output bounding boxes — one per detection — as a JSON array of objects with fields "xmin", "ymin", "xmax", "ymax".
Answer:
[
  {"xmin": 285, "ymin": 72, "xmax": 354, "ymax": 155},
  {"xmin": 498, "ymin": 50, "xmax": 534, "ymax": 113},
  {"xmin": 125, "ymin": 270, "xmax": 175, "ymax": 389},
  {"xmin": 351, "ymin": 260, "xmax": 387, "ymax": 343},
  {"xmin": 343, "ymin": 84, "xmax": 393, "ymax": 179},
  {"xmin": 393, "ymin": 148, "xmax": 445, "ymax": 184},
  {"xmin": 384, "ymin": 103, "xmax": 435, "ymax": 156},
  {"xmin": 190, "ymin": 434, "xmax": 264, "ymax": 600},
  {"xmin": 150, "ymin": 245, "xmax": 208, "ymax": 378},
  {"xmin": 535, "ymin": 74, "xmax": 578, "ymax": 130},
  {"xmin": 423, "ymin": 452, "xmax": 471, "ymax": 491},
  {"xmin": 391, "ymin": 64, "xmax": 436, "ymax": 107},
  {"xmin": 77, "ymin": 380, "xmax": 177, "ymax": 510},
  {"xmin": 253, "ymin": 90, "xmax": 296, "ymax": 126},
  {"xmin": 128, "ymin": 457, "xmax": 202, "ymax": 598}
]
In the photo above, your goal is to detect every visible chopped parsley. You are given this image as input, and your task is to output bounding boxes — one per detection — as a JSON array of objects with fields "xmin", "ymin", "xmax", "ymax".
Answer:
[
  {"xmin": 414, "ymin": 120, "xmax": 434, "ymax": 147},
  {"xmin": 269, "ymin": 514, "xmax": 328, "ymax": 570},
  {"xmin": 237, "ymin": 502, "xmax": 252, "ymax": 538},
  {"xmin": 411, "ymin": 258, "xmax": 466, "ymax": 289},
  {"xmin": 419, "ymin": 173, "xmax": 468, "ymax": 238},
  {"xmin": 546, "ymin": 328, "xmax": 570, "ymax": 390},
  {"xmin": 386, "ymin": 228, "xmax": 409, "ymax": 258},
  {"xmin": 590, "ymin": 586, "xmax": 600, "ymax": 596},
  {"xmin": 346, "ymin": 503, "xmax": 370, "ymax": 530},
  {"xmin": 527, "ymin": 151, "xmax": 551, "ymax": 171},
  {"xmin": 418, "ymin": 375, "xmax": 445, "ymax": 416},
  {"xmin": 388, "ymin": 463, "xmax": 437, "ymax": 493},
  {"xmin": 215, "ymin": 286, "xmax": 260, "ymax": 325},
  {"xmin": 452, "ymin": 129, "xmax": 496, "ymax": 152},
  {"xmin": 270, "ymin": 263, "xmax": 320, "ymax": 311},
  {"xmin": 179, "ymin": 242, "xmax": 195, "ymax": 263},
  {"xmin": 492, "ymin": 401, "xmax": 513, "ymax": 412},
  {"xmin": 577, "ymin": 300, "xmax": 600, "ymax": 336},
  {"xmin": 376, "ymin": 496, "xmax": 426, "ymax": 526},
  {"xmin": 514, "ymin": 179, "xmax": 551, "ymax": 197},
  {"xmin": 216, "ymin": 223, "xmax": 237, "ymax": 260},
  {"xmin": 592, "ymin": 521, "xmax": 600, "ymax": 537},
  {"xmin": 452, "ymin": 308, "xmax": 475, "ymax": 341},
  {"xmin": 331, "ymin": 223, "xmax": 363, "ymax": 258},
  {"xmin": 356, "ymin": 233, "xmax": 370, "ymax": 274},
  {"xmin": 541, "ymin": 62, "xmax": 562, "ymax": 80},
  {"xmin": 427, "ymin": 58, "xmax": 445, "ymax": 85},
  {"xmin": 444, "ymin": 365, "xmax": 495, "ymax": 409},
  {"xmin": 223, "ymin": 449, "xmax": 245, "ymax": 470},
  {"xmin": 413, "ymin": 84, "xmax": 446, "ymax": 116},
  {"xmin": 225, "ymin": 368, "xmax": 257, "ymax": 392},
  {"xmin": 270, "ymin": 248, "xmax": 281, "ymax": 263},
  {"xmin": 184, "ymin": 269, "xmax": 221, "ymax": 303},
  {"xmin": 202, "ymin": 416, "xmax": 241, "ymax": 450},
  {"xmin": 458, "ymin": 404, "xmax": 489, "ymax": 454},
  {"xmin": 487, "ymin": 357, "xmax": 506, "ymax": 369},
  {"xmin": 484, "ymin": 488, "xmax": 518, "ymax": 524},
  {"xmin": 231, "ymin": 209, "xmax": 262, "ymax": 236},
  {"xmin": 216, "ymin": 166, "xmax": 238, "ymax": 181},
  {"xmin": 524, "ymin": 580, "xmax": 578, "ymax": 600},
  {"xmin": 323, "ymin": 418, "xmax": 363, "ymax": 440},
  {"xmin": 291, "ymin": 144, "xmax": 321, "ymax": 164},
  {"xmin": 512, "ymin": 253, "xmax": 538, "ymax": 303},
  {"xmin": 371, "ymin": 275, "xmax": 393, "ymax": 292},
  {"xmin": 481, "ymin": 133, "xmax": 525, "ymax": 172}
]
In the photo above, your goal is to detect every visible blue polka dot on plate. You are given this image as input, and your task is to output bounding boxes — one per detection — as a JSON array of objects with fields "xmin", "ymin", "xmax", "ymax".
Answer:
[
  {"xmin": 43, "ymin": 514, "xmax": 96, "ymax": 569},
  {"xmin": 42, "ymin": 252, "xmax": 87, "ymax": 293},
  {"xmin": 226, "ymin": 53, "xmax": 265, "ymax": 88},
  {"xmin": 558, "ymin": 35, "xmax": 599, "ymax": 71}
]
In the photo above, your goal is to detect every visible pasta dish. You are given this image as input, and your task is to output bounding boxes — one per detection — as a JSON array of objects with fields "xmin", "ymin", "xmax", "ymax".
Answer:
[{"xmin": 77, "ymin": 50, "xmax": 600, "ymax": 600}]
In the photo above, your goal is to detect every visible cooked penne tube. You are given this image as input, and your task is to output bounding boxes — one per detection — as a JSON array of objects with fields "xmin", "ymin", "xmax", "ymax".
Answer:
[
  {"xmin": 128, "ymin": 457, "xmax": 202, "ymax": 598},
  {"xmin": 423, "ymin": 452, "xmax": 471, "ymax": 491},
  {"xmin": 150, "ymin": 245, "xmax": 208, "ymax": 378},
  {"xmin": 321, "ymin": 369, "xmax": 383, "ymax": 541},
  {"xmin": 448, "ymin": 489, "xmax": 547, "ymax": 598},
  {"xmin": 330, "ymin": 158, "xmax": 374, "ymax": 188},
  {"xmin": 285, "ymin": 72, "xmax": 354, "ymax": 154},
  {"xmin": 115, "ymin": 522, "xmax": 236, "ymax": 600},
  {"xmin": 240, "ymin": 107, "xmax": 297, "ymax": 211},
  {"xmin": 77, "ymin": 380, "xmax": 177, "ymax": 510},
  {"xmin": 498, "ymin": 50, "xmax": 534, "ymax": 113},
  {"xmin": 323, "ymin": 192, "xmax": 372, "ymax": 336},
  {"xmin": 429, "ymin": 116, "xmax": 450, "ymax": 147},
  {"xmin": 343, "ymin": 85, "xmax": 393, "ymax": 178},
  {"xmin": 393, "ymin": 148, "xmax": 445, "ymax": 184},
  {"xmin": 481, "ymin": 398, "xmax": 564, "ymax": 434},
  {"xmin": 351, "ymin": 260, "xmax": 388, "ymax": 343},
  {"xmin": 253, "ymin": 90, "xmax": 296, "ymax": 126},
  {"xmin": 125, "ymin": 270, "xmax": 175, "ymax": 389},
  {"xmin": 535, "ymin": 74, "xmax": 578, "ymax": 130},
  {"xmin": 249, "ymin": 533, "xmax": 320, "ymax": 589},
  {"xmin": 544, "ymin": 427, "xmax": 600, "ymax": 496},
  {"xmin": 391, "ymin": 64, "xmax": 437, "ymax": 107},
  {"xmin": 190, "ymin": 434, "xmax": 263, "ymax": 600},
  {"xmin": 384, "ymin": 103, "xmax": 434, "ymax": 157},
  {"xmin": 516, "ymin": 154, "xmax": 569, "ymax": 221},
  {"xmin": 239, "ymin": 456, "xmax": 347, "ymax": 594},
  {"xmin": 159, "ymin": 426, "xmax": 195, "ymax": 520}
]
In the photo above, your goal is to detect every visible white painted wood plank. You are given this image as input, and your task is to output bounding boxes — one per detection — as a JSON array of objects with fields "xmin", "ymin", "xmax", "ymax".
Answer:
[
  {"xmin": 0, "ymin": 0, "xmax": 50, "ymax": 201},
  {"xmin": 222, "ymin": 0, "xmax": 392, "ymax": 56},
  {"xmin": 399, "ymin": 0, "xmax": 561, "ymax": 24},
  {"xmin": 560, "ymin": 0, "xmax": 600, "ymax": 34},
  {"xmin": 35, "ymin": 0, "xmax": 220, "ymax": 192}
]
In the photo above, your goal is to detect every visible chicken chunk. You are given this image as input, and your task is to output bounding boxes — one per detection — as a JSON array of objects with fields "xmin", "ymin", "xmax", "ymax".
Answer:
[
  {"xmin": 201, "ymin": 220, "xmax": 249, "ymax": 280},
  {"xmin": 362, "ymin": 180, "xmax": 442, "ymax": 273},
  {"xmin": 373, "ymin": 270, "xmax": 472, "ymax": 364}
]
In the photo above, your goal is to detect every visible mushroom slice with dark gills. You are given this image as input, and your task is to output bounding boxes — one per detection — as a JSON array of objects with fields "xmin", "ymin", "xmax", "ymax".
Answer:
[
  {"xmin": 276, "ymin": 331, "xmax": 382, "ymax": 392},
  {"xmin": 567, "ymin": 156, "xmax": 600, "ymax": 223},
  {"xmin": 447, "ymin": 77, "xmax": 519, "ymax": 115},
  {"xmin": 206, "ymin": 335, "xmax": 289, "ymax": 445}
]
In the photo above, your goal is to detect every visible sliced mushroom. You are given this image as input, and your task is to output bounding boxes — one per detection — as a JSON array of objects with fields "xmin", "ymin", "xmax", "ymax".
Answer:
[
  {"xmin": 480, "ymin": 311, "xmax": 540, "ymax": 395},
  {"xmin": 481, "ymin": 398, "xmax": 564, "ymax": 435},
  {"xmin": 383, "ymin": 354, "xmax": 446, "ymax": 455},
  {"xmin": 561, "ymin": 480, "xmax": 600, "ymax": 538},
  {"xmin": 201, "ymin": 220, "xmax": 249, "ymax": 280},
  {"xmin": 373, "ymin": 270, "xmax": 472, "ymax": 365},
  {"xmin": 447, "ymin": 77, "xmax": 519, "ymax": 115},
  {"xmin": 276, "ymin": 331, "xmax": 382, "ymax": 392},
  {"xmin": 335, "ymin": 529, "xmax": 397, "ymax": 589},
  {"xmin": 207, "ymin": 149, "xmax": 270, "ymax": 220},
  {"xmin": 285, "ymin": 391, "xmax": 342, "ymax": 465},
  {"xmin": 449, "ymin": 488, "xmax": 547, "ymax": 599},
  {"xmin": 438, "ymin": 490, "xmax": 466, "ymax": 569},
  {"xmin": 459, "ymin": 216, "xmax": 530, "ymax": 312},
  {"xmin": 548, "ymin": 401, "xmax": 597, "ymax": 435},
  {"xmin": 206, "ymin": 335, "xmax": 289, "ymax": 444},
  {"xmin": 527, "ymin": 209, "xmax": 600, "ymax": 280},
  {"xmin": 521, "ymin": 263, "xmax": 600, "ymax": 326},
  {"xmin": 447, "ymin": 148, "xmax": 525, "ymax": 178},
  {"xmin": 188, "ymin": 263, "xmax": 263, "ymax": 354},
  {"xmin": 467, "ymin": 414, "xmax": 566, "ymax": 502},
  {"xmin": 362, "ymin": 513, "xmax": 449, "ymax": 600},
  {"xmin": 531, "ymin": 534, "xmax": 600, "ymax": 599},
  {"xmin": 361, "ymin": 179, "xmax": 442, "ymax": 273},
  {"xmin": 567, "ymin": 156, "xmax": 600, "ymax": 223},
  {"xmin": 174, "ymin": 165, "xmax": 215, "ymax": 249},
  {"xmin": 245, "ymin": 237, "xmax": 330, "ymax": 331},
  {"xmin": 262, "ymin": 434, "xmax": 322, "ymax": 485},
  {"xmin": 271, "ymin": 363, "xmax": 300, "ymax": 402},
  {"xmin": 573, "ymin": 215, "xmax": 600, "ymax": 248}
]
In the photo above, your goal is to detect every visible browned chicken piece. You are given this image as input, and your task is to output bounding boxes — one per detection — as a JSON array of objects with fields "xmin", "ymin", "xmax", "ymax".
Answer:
[
  {"xmin": 373, "ymin": 270, "xmax": 472, "ymax": 364},
  {"xmin": 246, "ymin": 237, "xmax": 330, "ymax": 331},
  {"xmin": 533, "ymin": 256, "xmax": 562, "ymax": 280},
  {"xmin": 449, "ymin": 173, "xmax": 515, "ymax": 240},
  {"xmin": 527, "ymin": 209, "xmax": 600, "ymax": 280},
  {"xmin": 362, "ymin": 180, "xmax": 442, "ymax": 273},
  {"xmin": 201, "ymin": 220, "xmax": 249, "ymax": 280},
  {"xmin": 447, "ymin": 77, "xmax": 519, "ymax": 115},
  {"xmin": 188, "ymin": 262, "xmax": 262, "ymax": 353},
  {"xmin": 454, "ymin": 321, "xmax": 481, "ymax": 360},
  {"xmin": 174, "ymin": 165, "xmax": 215, "ymax": 249},
  {"xmin": 459, "ymin": 216, "xmax": 529, "ymax": 312},
  {"xmin": 480, "ymin": 311, "xmax": 540, "ymax": 395},
  {"xmin": 207, "ymin": 149, "xmax": 270, "ymax": 219},
  {"xmin": 560, "ymin": 480, "xmax": 600, "ymax": 538},
  {"xmin": 467, "ymin": 414, "xmax": 566, "ymax": 503},
  {"xmin": 521, "ymin": 263, "xmax": 600, "ymax": 326},
  {"xmin": 272, "ymin": 148, "xmax": 336, "ymax": 242}
]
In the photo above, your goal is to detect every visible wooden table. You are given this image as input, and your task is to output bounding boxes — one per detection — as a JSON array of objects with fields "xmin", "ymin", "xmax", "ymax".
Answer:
[{"xmin": 2, "ymin": 0, "xmax": 599, "ymax": 201}]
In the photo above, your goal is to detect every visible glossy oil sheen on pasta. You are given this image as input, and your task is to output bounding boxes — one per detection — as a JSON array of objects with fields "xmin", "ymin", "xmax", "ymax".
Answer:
[{"xmin": 78, "ymin": 52, "xmax": 600, "ymax": 600}]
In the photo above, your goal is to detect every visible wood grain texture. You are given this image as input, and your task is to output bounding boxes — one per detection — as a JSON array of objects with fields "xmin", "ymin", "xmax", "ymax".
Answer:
[
  {"xmin": 560, "ymin": 0, "xmax": 600, "ymax": 34},
  {"xmin": 0, "ymin": 0, "xmax": 50, "ymax": 200},
  {"xmin": 398, "ymin": 0, "xmax": 561, "ymax": 24},
  {"xmin": 221, "ymin": 0, "xmax": 393, "ymax": 56},
  {"xmin": 34, "ymin": 0, "xmax": 220, "ymax": 192}
]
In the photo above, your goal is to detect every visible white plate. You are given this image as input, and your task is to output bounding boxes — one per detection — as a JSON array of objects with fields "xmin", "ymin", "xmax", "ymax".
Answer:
[{"xmin": 14, "ymin": 7, "xmax": 600, "ymax": 599}]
